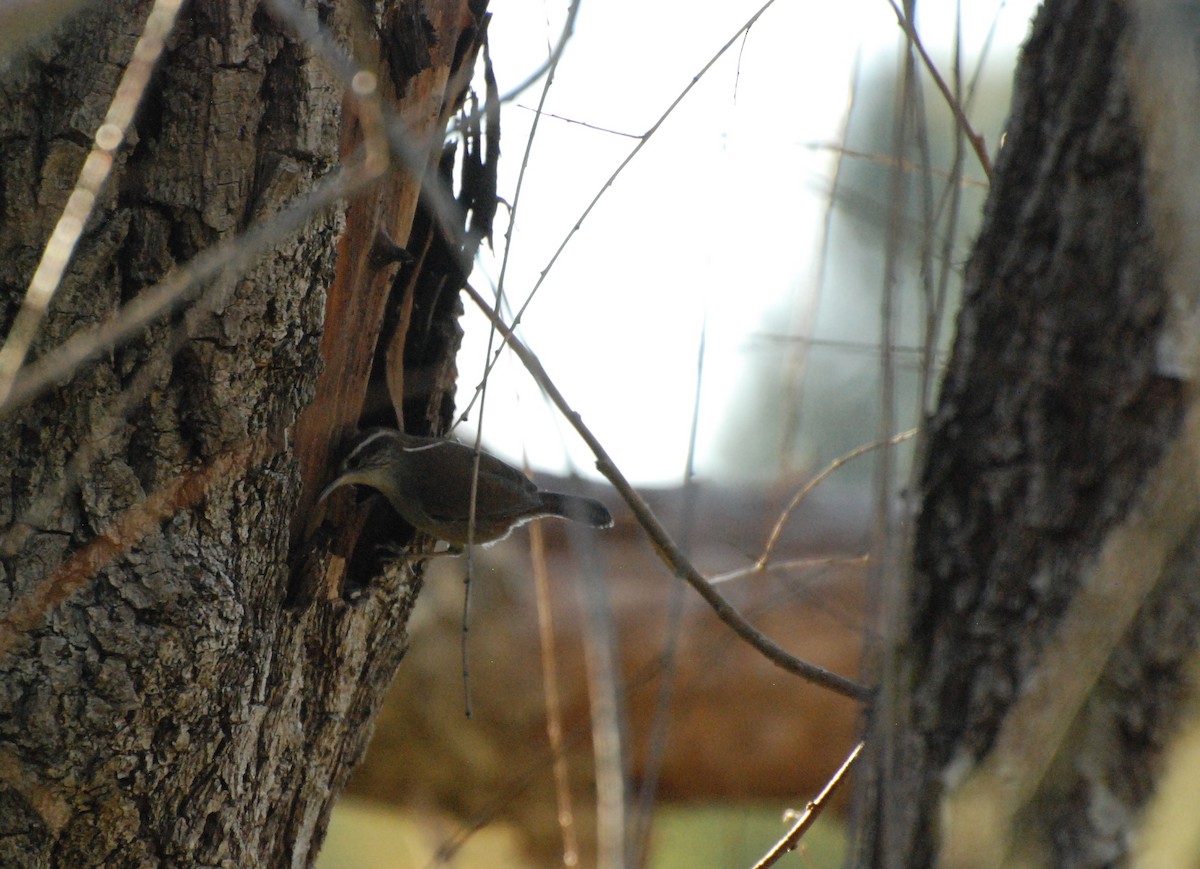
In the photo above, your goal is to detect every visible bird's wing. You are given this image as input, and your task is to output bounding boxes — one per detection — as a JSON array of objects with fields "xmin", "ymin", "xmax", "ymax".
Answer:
[{"xmin": 409, "ymin": 440, "xmax": 540, "ymax": 521}]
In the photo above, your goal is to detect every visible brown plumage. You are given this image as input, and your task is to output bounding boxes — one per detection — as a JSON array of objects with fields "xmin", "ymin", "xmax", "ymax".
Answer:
[{"xmin": 320, "ymin": 429, "xmax": 613, "ymax": 547}]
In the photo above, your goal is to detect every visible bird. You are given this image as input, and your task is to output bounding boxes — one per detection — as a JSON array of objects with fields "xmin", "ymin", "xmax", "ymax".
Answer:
[{"xmin": 319, "ymin": 428, "xmax": 614, "ymax": 549}]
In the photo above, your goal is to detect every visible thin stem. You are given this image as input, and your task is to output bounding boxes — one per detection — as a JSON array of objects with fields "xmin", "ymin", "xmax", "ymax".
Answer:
[
  {"xmin": 752, "ymin": 742, "xmax": 864, "ymax": 869},
  {"xmin": 885, "ymin": 0, "xmax": 993, "ymax": 178},
  {"xmin": 462, "ymin": 284, "xmax": 871, "ymax": 702}
]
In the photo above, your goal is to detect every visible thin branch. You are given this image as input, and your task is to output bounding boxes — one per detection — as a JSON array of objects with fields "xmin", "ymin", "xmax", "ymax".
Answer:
[
  {"xmin": 711, "ymin": 554, "xmax": 870, "ymax": 587},
  {"xmin": 751, "ymin": 333, "xmax": 949, "ymax": 371},
  {"xmin": 572, "ymin": 532, "xmax": 629, "ymax": 869},
  {"xmin": 0, "ymin": 159, "xmax": 377, "ymax": 418},
  {"xmin": 0, "ymin": 0, "xmax": 184, "ymax": 407},
  {"xmin": 454, "ymin": 0, "xmax": 785, "ymax": 431},
  {"xmin": 0, "ymin": 2, "xmax": 399, "ymax": 418},
  {"xmin": 497, "ymin": 0, "xmax": 581, "ymax": 104},
  {"xmin": 509, "ymin": 0, "xmax": 781, "ymax": 332},
  {"xmin": 803, "ymin": 142, "xmax": 988, "ymax": 189},
  {"xmin": 751, "ymin": 741, "xmax": 864, "ymax": 869},
  {"xmin": 757, "ymin": 430, "xmax": 916, "ymax": 569},
  {"xmin": 462, "ymin": 284, "xmax": 871, "ymax": 703},
  {"xmin": 529, "ymin": 522, "xmax": 580, "ymax": 868},
  {"xmin": 632, "ymin": 308, "xmax": 708, "ymax": 865},
  {"xmin": 424, "ymin": 550, "xmax": 860, "ymax": 861},
  {"xmin": 780, "ymin": 56, "xmax": 860, "ymax": 466},
  {"xmin": 0, "ymin": 0, "xmax": 400, "ymax": 649},
  {"xmin": 885, "ymin": 0, "xmax": 993, "ymax": 179},
  {"xmin": 514, "ymin": 104, "xmax": 642, "ymax": 139}
]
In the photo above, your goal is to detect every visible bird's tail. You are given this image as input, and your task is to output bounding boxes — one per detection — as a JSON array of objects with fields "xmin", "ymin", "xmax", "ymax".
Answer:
[{"xmin": 540, "ymin": 492, "xmax": 614, "ymax": 529}]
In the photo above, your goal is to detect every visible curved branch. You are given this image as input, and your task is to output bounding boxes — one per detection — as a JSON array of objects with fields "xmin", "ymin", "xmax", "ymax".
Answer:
[{"xmin": 462, "ymin": 284, "xmax": 872, "ymax": 702}]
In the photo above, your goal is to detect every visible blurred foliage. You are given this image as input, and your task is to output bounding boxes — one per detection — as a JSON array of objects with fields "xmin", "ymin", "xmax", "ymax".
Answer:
[
  {"xmin": 648, "ymin": 803, "xmax": 845, "ymax": 868},
  {"xmin": 318, "ymin": 797, "xmax": 527, "ymax": 869},
  {"xmin": 318, "ymin": 797, "xmax": 846, "ymax": 868}
]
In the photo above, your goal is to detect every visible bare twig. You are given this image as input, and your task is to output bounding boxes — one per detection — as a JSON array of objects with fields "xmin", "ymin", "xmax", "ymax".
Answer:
[
  {"xmin": 529, "ymin": 521, "xmax": 580, "ymax": 867},
  {"xmin": 449, "ymin": 18, "xmax": 561, "ymax": 434},
  {"xmin": 454, "ymin": 0, "xmax": 800, "ymax": 471},
  {"xmin": 779, "ymin": 57, "xmax": 860, "ymax": 465},
  {"xmin": 0, "ymin": 0, "xmax": 398, "ymax": 422},
  {"xmin": 632, "ymin": 310, "xmax": 708, "ymax": 866},
  {"xmin": 510, "ymin": 0, "xmax": 781, "ymax": 331},
  {"xmin": 752, "ymin": 741, "xmax": 864, "ymax": 869},
  {"xmin": 758, "ymin": 430, "xmax": 916, "ymax": 569},
  {"xmin": 711, "ymin": 554, "xmax": 870, "ymax": 587},
  {"xmin": 462, "ymin": 284, "xmax": 871, "ymax": 702},
  {"xmin": 0, "ymin": 0, "xmax": 397, "ymax": 653},
  {"xmin": 455, "ymin": 0, "xmax": 785, "ymax": 431},
  {"xmin": 514, "ymin": 104, "xmax": 641, "ymax": 139},
  {"xmin": 0, "ymin": 158, "xmax": 379, "ymax": 419},
  {"xmin": 885, "ymin": 0, "xmax": 993, "ymax": 179},
  {"xmin": 0, "ymin": 0, "xmax": 184, "ymax": 407},
  {"xmin": 571, "ymin": 532, "xmax": 628, "ymax": 869},
  {"xmin": 803, "ymin": 141, "xmax": 988, "ymax": 188},
  {"xmin": 497, "ymin": 0, "xmax": 581, "ymax": 104}
]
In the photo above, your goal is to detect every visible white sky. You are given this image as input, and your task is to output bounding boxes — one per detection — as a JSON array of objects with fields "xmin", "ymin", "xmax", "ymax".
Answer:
[{"xmin": 459, "ymin": 0, "xmax": 1041, "ymax": 485}]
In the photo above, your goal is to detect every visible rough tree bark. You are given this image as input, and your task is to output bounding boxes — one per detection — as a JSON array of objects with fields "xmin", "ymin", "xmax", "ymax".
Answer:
[
  {"xmin": 860, "ymin": 0, "xmax": 1200, "ymax": 865},
  {"xmin": 0, "ymin": 0, "xmax": 487, "ymax": 865}
]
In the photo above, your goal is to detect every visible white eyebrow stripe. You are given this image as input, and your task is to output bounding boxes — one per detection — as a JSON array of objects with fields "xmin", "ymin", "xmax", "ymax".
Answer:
[{"xmin": 352, "ymin": 430, "xmax": 395, "ymax": 454}]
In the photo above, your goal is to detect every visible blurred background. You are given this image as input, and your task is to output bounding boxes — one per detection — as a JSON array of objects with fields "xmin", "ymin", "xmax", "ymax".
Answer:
[{"xmin": 319, "ymin": 0, "xmax": 1039, "ymax": 865}]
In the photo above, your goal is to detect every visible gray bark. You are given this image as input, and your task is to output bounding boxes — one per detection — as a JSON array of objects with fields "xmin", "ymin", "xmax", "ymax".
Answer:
[
  {"xmin": 859, "ymin": 0, "xmax": 1200, "ymax": 865},
  {"xmin": 0, "ymin": 1, "xmax": 483, "ymax": 865}
]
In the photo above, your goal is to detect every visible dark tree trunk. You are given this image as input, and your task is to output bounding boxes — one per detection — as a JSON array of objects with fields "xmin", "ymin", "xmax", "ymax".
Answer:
[
  {"xmin": 860, "ymin": 0, "xmax": 1200, "ymax": 865},
  {"xmin": 0, "ymin": 1, "xmax": 486, "ymax": 864}
]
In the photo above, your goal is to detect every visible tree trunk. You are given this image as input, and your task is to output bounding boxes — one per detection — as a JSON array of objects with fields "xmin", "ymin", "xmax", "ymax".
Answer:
[
  {"xmin": 860, "ymin": 0, "xmax": 1200, "ymax": 865},
  {"xmin": 0, "ymin": 1, "xmax": 486, "ymax": 864}
]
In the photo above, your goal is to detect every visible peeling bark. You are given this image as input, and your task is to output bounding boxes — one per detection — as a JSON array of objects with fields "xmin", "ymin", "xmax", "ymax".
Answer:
[{"xmin": 0, "ymin": 1, "xmax": 486, "ymax": 864}]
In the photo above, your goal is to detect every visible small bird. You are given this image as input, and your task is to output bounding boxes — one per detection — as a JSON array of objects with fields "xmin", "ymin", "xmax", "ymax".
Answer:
[{"xmin": 320, "ymin": 428, "xmax": 614, "ymax": 548}]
